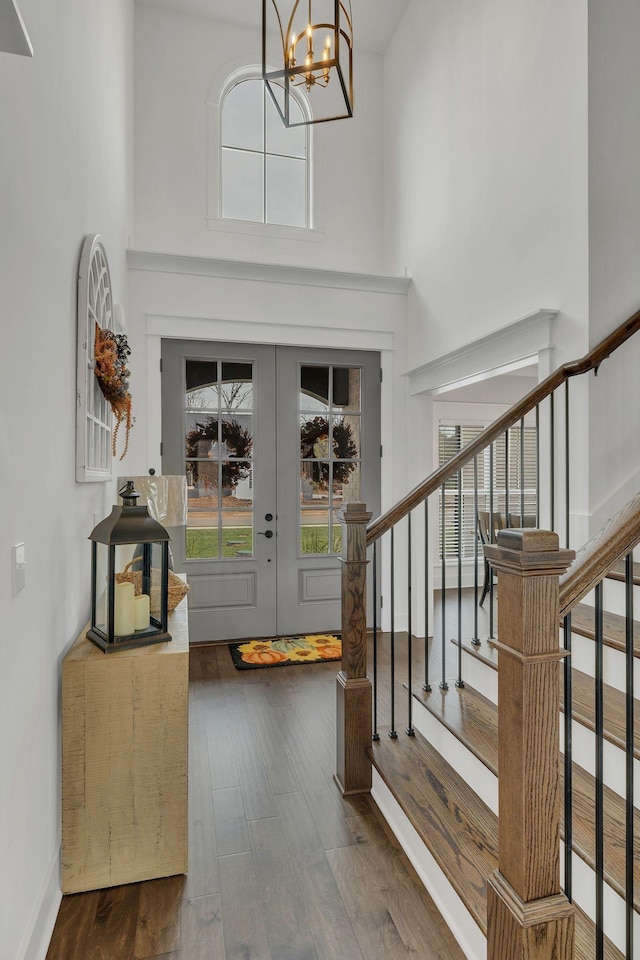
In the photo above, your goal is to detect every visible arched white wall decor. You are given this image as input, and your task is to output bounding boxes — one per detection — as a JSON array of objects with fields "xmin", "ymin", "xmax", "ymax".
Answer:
[{"xmin": 75, "ymin": 234, "xmax": 114, "ymax": 482}]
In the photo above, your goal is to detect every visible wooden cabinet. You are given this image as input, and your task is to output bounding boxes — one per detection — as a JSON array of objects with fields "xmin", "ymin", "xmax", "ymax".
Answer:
[{"xmin": 61, "ymin": 601, "xmax": 189, "ymax": 893}]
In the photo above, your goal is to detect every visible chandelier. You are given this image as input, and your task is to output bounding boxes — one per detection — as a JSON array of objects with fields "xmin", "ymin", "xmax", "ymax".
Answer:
[{"xmin": 262, "ymin": 0, "xmax": 354, "ymax": 127}]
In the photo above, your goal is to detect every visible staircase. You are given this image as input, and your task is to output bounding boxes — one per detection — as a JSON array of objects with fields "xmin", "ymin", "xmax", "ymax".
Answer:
[{"xmin": 335, "ymin": 311, "xmax": 640, "ymax": 960}]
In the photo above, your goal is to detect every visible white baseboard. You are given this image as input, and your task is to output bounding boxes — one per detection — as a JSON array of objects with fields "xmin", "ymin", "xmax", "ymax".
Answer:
[
  {"xmin": 371, "ymin": 771, "xmax": 486, "ymax": 960},
  {"xmin": 19, "ymin": 845, "xmax": 61, "ymax": 960}
]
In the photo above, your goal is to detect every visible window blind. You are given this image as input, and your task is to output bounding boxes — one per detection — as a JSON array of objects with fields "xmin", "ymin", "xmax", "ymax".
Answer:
[{"xmin": 438, "ymin": 423, "xmax": 537, "ymax": 560}]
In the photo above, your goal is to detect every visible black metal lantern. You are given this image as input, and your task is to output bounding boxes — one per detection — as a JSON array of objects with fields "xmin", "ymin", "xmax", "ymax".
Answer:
[{"xmin": 87, "ymin": 482, "xmax": 171, "ymax": 653}]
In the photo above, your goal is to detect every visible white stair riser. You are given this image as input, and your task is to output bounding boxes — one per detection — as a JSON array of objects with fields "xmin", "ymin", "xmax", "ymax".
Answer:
[
  {"xmin": 560, "ymin": 843, "xmax": 640, "ymax": 957},
  {"xmin": 577, "ymin": 580, "xmax": 639, "ymax": 619},
  {"xmin": 559, "ymin": 713, "xmax": 640, "ymax": 806},
  {"xmin": 411, "ymin": 695, "xmax": 498, "ymax": 813},
  {"xmin": 458, "ymin": 647, "xmax": 498, "ymax": 704},
  {"xmin": 372, "ymin": 771, "xmax": 487, "ymax": 960},
  {"xmin": 568, "ymin": 629, "xmax": 640, "ymax": 693}
]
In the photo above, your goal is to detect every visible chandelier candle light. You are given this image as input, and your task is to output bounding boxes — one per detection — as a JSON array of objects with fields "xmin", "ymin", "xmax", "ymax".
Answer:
[{"xmin": 263, "ymin": 0, "xmax": 353, "ymax": 126}]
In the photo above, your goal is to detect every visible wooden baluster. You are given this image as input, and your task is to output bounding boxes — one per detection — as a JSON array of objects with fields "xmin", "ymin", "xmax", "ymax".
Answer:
[
  {"xmin": 335, "ymin": 502, "xmax": 373, "ymax": 797},
  {"xmin": 484, "ymin": 528, "xmax": 575, "ymax": 960}
]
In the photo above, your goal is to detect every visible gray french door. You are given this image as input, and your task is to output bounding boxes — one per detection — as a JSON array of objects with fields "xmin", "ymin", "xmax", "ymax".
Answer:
[{"xmin": 161, "ymin": 340, "xmax": 380, "ymax": 642}]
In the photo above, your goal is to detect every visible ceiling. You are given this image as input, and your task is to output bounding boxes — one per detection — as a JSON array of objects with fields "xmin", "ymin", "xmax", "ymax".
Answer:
[{"xmin": 136, "ymin": 0, "xmax": 411, "ymax": 54}]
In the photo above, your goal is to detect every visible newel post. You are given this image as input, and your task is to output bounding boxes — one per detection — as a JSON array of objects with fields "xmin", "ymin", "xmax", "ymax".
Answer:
[
  {"xmin": 484, "ymin": 529, "xmax": 575, "ymax": 960},
  {"xmin": 334, "ymin": 502, "xmax": 373, "ymax": 797}
]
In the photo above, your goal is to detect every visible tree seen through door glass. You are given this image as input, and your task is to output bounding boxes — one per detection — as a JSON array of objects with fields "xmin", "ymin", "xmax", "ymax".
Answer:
[
  {"xmin": 185, "ymin": 359, "xmax": 255, "ymax": 559},
  {"xmin": 299, "ymin": 366, "xmax": 362, "ymax": 555}
]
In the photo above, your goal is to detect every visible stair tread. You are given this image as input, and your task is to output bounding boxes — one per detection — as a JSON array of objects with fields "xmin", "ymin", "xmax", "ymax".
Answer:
[
  {"xmin": 413, "ymin": 683, "xmax": 640, "ymax": 909},
  {"xmin": 455, "ymin": 638, "xmax": 640, "ymax": 757},
  {"xmin": 369, "ymin": 727, "xmax": 497, "ymax": 933},
  {"xmin": 606, "ymin": 559, "xmax": 640, "ymax": 586},
  {"xmin": 370, "ymin": 727, "xmax": 624, "ymax": 960},
  {"xmin": 571, "ymin": 602, "xmax": 640, "ymax": 657}
]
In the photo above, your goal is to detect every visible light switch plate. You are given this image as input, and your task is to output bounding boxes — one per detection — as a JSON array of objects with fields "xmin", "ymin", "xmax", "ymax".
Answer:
[{"xmin": 13, "ymin": 542, "xmax": 26, "ymax": 593}]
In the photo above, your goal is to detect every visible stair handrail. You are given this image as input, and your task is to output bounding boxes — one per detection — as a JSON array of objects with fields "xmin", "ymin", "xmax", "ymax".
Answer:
[
  {"xmin": 559, "ymin": 490, "xmax": 640, "ymax": 618},
  {"xmin": 367, "ymin": 307, "xmax": 640, "ymax": 545}
]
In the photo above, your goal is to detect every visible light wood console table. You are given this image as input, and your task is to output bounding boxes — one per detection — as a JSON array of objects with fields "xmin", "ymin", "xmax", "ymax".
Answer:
[{"xmin": 61, "ymin": 598, "xmax": 189, "ymax": 893}]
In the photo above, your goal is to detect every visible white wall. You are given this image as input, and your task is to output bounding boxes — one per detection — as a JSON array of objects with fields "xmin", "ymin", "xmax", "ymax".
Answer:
[
  {"xmin": 0, "ymin": 2, "xmax": 133, "ymax": 957},
  {"xmin": 133, "ymin": 2, "xmax": 385, "ymax": 274},
  {"xmin": 383, "ymin": 0, "xmax": 589, "ymax": 370},
  {"xmin": 587, "ymin": 0, "xmax": 640, "ymax": 527}
]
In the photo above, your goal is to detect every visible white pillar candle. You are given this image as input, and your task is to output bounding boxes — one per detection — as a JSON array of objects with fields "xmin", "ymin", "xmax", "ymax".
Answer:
[
  {"xmin": 134, "ymin": 593, "xmax": 151, "ymax": 631},
  {"xmin": 114, "ymin": 581, "xmax": 135, "ymax": 636}
]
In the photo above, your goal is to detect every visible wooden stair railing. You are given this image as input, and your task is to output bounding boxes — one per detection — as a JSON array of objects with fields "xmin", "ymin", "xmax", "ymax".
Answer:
[
  {"xmin": 367, "ymin": 307, "xmax": 640, "ymax": 545},
  {"xmin": 559, "ymin": 490, "xmax": 640, "ymax": 618},
  {"xmin": 336, "ymin": 309, "xmax": 640, "ymax": 960}
]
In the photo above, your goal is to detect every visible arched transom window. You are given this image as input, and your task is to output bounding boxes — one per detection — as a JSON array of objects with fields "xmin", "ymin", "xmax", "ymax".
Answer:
[{"xmin": 220, "ymin": 74, "xmax": 311, "ymax": 229}]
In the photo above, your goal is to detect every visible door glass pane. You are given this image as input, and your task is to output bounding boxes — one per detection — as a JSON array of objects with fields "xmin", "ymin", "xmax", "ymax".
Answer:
[
  {"xmin": 222, "ymin": 509, "xmax": 254, "ymax": 558},
  {"xmin": 330, "ymin": 508, "xmax": 343, "ymax": 554},
  {"xmin": 300, "ymin": 507, "xmax": 331, "ymax": 555},
  {"xmin": 332, "ymin": 415, "xmax": 360, "ymax": 460},
  {"xmin": 332, "ymin": 462, "xmax": 361, "ymax": 507},
  {"xmin": 300, "ymin": 366, "xmax": 330, "ymax": 411},
  {"xmin": 185, "ymin": 359, "xmax": 255, "ymax": 561},
  {"xmin": 221, "ymin": 362, "xmax": 254, "ymax": 410},
  {"xmin": 332, "ymin": 367, "xmax": 361, "ymax": 412}
]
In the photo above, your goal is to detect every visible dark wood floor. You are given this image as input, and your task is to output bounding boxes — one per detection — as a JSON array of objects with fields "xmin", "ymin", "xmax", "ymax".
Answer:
[{"xmin": 46, "ymin": 640, "xmax": 465, "ymax": 960}]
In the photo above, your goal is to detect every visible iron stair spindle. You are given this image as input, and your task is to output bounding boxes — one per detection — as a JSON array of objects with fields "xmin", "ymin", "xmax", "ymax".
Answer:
[
  {"xmin": 406, "ymin": 514, "xmax": 415, "ymax": 735},
  {"xmin": 595, "ymin": 581, "xmax": 604, "ymax": 960},
  {"xmin": 456, "ymin": 469, "xmax": 464, "ymax": 688},
  {"xmin": 372, "ymin": 542, "xmax": 379, "ymax": 741},
  {"xmin": 625, "ymin": 552, "xmax": 634, "ymax": 960},
  {"xmin": 535, "ymin": 404, "xmax": 540, "ymax": 526},
  {"xmin": 489, "ymin": 442, "xmax": 495, "ymax": 639},
  {"xmin": 550, "ymin": 391, "xmax": 555, "ymax": 531},
  {"xmin": 472, "ymin": 456, "xmax": 480, "ymax": 647},
  {"xmin": 505, "ymin": 427, "xmax": 510, "ymax": 526},
  {"xmin": 563, "ymin": 612, "xmax": 573, "ymax": 903},
  {"xmin": 423, "ymin": 500, "xmax": 431, "ymax": 691},
  {"xmin": 389, "ymin": 527, "xmax": 397, "ymax": 739},
  {"xmin": 565, "ymin": 380, "xmax": 570, "ymax": 548},
  {"xmin": 440, "ymin": 483, "xmax": 448, "ymax": 691},
  {"xmin": 520, "ymin": 415, "xmax": 525, "ymax": 525}
]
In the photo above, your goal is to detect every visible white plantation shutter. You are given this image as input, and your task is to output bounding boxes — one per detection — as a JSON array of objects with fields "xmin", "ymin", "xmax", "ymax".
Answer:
[{"xmin": 438, "ymin": 423, "xmax": 537, "ymax": 560}]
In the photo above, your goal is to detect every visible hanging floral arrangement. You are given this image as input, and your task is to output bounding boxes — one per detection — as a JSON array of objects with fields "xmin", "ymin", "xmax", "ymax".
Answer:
[
  {"xmin": 93, "ymin": 323, "xmax": 134, "ymax": 460},
  {"xmin": 300, "ymin": 416, "xmax": 357, "ymax": 488},
  {"xmin": 186, "ymin": 417, "xmax": 253, "ymax": 490}
]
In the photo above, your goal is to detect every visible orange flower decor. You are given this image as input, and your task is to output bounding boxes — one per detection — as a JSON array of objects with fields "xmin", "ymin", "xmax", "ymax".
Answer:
[
  {"xmin": 94, "ymin": 322, "xmax": 134, "ymax": 460},
  {"xmin": 230, "ymin": 635, "xmax": 341, "ymax": 670}
]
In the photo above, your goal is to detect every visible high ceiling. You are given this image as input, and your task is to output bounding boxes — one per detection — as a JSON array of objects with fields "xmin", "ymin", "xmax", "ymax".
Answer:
[{"xmin": 136, "ymin": 0, "xmax": 411, "ymax": 54}]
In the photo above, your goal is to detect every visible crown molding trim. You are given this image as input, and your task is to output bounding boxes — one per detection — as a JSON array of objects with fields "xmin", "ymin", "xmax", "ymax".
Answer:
[
  {"xmin": 406, "ymin": 309, "xmax": 558, "ymax": 396},
  {"xmin": 127, "ymin": 249, "xmax": 412, "ymax": 297}
]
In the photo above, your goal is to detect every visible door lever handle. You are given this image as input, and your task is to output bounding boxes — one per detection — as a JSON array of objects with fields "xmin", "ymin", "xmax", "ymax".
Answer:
[{"xmin": 258, "ymin": 530, "xmax": 274, "ymax": 539}]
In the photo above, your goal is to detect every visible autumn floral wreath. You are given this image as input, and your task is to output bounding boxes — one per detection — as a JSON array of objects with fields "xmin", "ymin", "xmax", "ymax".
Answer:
[
  {"xmin": 93, "ymin": 323, "xmax": 134, "ymax": 460},
  {"xmin": 299, "ymin": 416, "xmax": 357, "ymax": 487},
  {"xmin": 186, "ymin": 417, "xmax": 254, "ymax": 489}
]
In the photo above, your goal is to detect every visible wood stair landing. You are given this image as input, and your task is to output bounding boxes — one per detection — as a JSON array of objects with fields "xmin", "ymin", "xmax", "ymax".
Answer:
[
  {"xmin": 369, "ymin": 727, "xmax": 623, "ymax": 960},
  {"xmin": 412, "ymin": 682, "xmax": 640, "ymax": 911}
]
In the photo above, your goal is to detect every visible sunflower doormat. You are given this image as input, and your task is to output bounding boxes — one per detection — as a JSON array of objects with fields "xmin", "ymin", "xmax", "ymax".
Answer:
[{"xmin": 229, "ymin": 634, "xmax": 341, "ymax": 670}]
